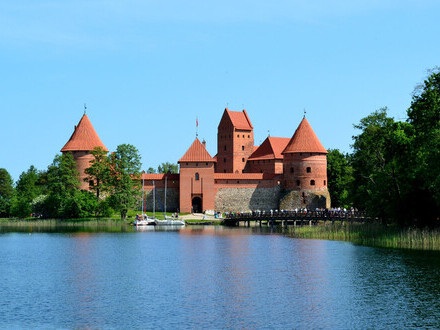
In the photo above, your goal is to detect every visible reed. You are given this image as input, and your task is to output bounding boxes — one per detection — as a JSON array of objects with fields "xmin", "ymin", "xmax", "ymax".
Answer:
[{"xmin": 287, "ymin": 222, "xmax": 440, "ymax": 251}]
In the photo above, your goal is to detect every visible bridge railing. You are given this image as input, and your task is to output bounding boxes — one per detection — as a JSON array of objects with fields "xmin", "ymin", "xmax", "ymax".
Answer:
[{"xmin": 225, "ymin": 210, "xmax": 371, "ymax": 222}]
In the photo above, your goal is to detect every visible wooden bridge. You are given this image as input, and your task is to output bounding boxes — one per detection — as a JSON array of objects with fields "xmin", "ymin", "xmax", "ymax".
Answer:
[{"xmin": 222, "ymin": 210, "xmax": 374, "ymax": 227}]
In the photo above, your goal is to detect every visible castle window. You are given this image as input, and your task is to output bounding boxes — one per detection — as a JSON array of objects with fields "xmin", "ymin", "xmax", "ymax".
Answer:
[
  {"xmin": 324, "ymin": 180, "xmax": 326, "ymax": 185},
  {"xmin": 242, "ymin": 158, "xmax": 245, "ymax": 162},
  {"xmin": 248, "ymin": 135, "xmax": 250, "ymax": 138},
  {"xmin": 310, "ymin": 180, "xmax": 315, "ymax": 185},
  {"xmin": 195, "ymin": 173, "xmax": 200, "ymax": 181},
  {"xmin": 310, "ymin": 153, "xmax": 312, "ymax": 156},
  {"xmin": 242, "ymin": 146, "xmax": 244, "ymax": 151},
  {"xmin": 296, "ymin": 180, "xmax": 300, "ymax": 186},
  {"xmin": 206, "ymin": 163, "xmax": 208, "ymax": 165},
  {"xmin": 242, "ymin": 135, "xmax": 245, "ymax": 138},
  {"xmin": 224, "ymin": 169, "xmax": 226, "ymax": 173},
  {"xmin": 196, "ymin": 163, "xmax": 198, "ymax": 167},
  {"xmin": 224, "ymin": 145, "xmax": 226, "ymax": 151},
  {"xmin": 307, "ymin": 167, "xmax": 311, "ymax": 173},
  {"xmin": 237, "ymin": 134, "xmax": 239, "ymax": 138},
  {"xmin": 290, "ymin": 167, "xmax": 294, "ymax": 173},
  {"xmin": 224, "ymin": 158, "xmax": 226, "ymax": 163}
]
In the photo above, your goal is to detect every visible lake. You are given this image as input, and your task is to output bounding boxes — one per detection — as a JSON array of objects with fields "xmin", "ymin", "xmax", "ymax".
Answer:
[{"xmin": 1, "ymin": 223, "xmax": 440, "ymax": 328}]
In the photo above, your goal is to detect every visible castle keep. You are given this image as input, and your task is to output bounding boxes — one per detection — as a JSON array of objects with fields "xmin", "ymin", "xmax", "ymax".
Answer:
[{"xmin": 62, "ymin": 109, "xmax": 330, "ymax": 212}]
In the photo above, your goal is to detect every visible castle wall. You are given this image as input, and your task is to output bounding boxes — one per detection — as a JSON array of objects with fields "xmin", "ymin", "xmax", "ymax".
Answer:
[
  {"xmin": 143, "ymin": 188, "xmax": 180, "ymax": 212},
  {"xmin": 142, "ymin": 174, "xmax": 180, "ymax": 212},
  {"xmin": 248, "ymin": 159, "xmax": 283, "ymax": 174},
  {"xmin": 215, "ymin": 184, "xmax": 282, "ymax": 212},
  {"xmin": 279, "ymin": 189, "xmax": 331, "ymax": 210}
]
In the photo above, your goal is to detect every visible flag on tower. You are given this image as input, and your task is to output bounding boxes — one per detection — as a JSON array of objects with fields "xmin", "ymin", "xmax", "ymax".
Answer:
[{"xmin": 196, "ymin": 117, "xmax": 198, "ymax": 127}]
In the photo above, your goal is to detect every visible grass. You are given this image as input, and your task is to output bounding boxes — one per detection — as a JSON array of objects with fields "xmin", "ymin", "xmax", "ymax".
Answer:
[{"xmin": 288, "ymin": 222, "xmax": 440, "ymax": 251}]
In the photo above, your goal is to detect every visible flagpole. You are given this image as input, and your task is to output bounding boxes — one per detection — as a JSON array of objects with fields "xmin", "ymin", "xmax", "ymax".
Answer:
[{"xmin": 196, "ymin": 116, "xmax": 199, "ymax": 138}]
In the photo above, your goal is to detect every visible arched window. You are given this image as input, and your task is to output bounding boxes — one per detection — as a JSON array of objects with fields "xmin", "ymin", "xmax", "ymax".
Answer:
[
  {"xmin": 224, "ymin": 145, "xmax": 226, "ymax": 151},
  {"xmin": 242, "ymin": 146, "xmax": 244, "ymax": 151},
  {"xmin": 195, "ymin": 173, "xmax": 200, "ymax": 181},
  {"xmin": 310, "ymin": 180, "xmax": 315, "ymax": 186},
  {"xmin": 307, "ymin": 167, "xmax": 311, "ymax": 173},
  {"xmin": 324, "ymin": 180, "xmax": 326, "ymax": 186},
  {"xmin": 296, "ymin": 180, "xmax": 300, "ymax": 186},
  {"xmin": 242, "ymin": 158, "xmax": 245, "ymax": 162}
]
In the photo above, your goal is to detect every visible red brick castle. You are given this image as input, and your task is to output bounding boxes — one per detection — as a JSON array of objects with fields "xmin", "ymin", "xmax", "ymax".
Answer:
[{"xmin": 62, "ymin": 109, "xmax": 331, "ymax": 213}]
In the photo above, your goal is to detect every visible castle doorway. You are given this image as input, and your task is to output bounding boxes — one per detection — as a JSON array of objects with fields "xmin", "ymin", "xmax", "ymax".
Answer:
[{"xmin": 192, "ymin": 197, "xmax": 202, "ymax": 213}]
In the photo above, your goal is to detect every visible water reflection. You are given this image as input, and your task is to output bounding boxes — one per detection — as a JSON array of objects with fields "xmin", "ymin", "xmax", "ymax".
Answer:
[{"xmin": 2, "ymin": 226, "xmax": 440, "ymax": 328}]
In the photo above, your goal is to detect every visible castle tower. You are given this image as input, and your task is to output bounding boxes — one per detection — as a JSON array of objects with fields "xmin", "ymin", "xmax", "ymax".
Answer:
[
  {"xmin": 61, "ymin": 114, "xmax": 108, "ymax": 190},
  {"xmin": 280, "ymin": 117, "xmax": 330, "ymax": 209},
  {"xmin": 178, "ymin": 138, "xmax": 216, "ymax": 213},
  {"xmin": 216, "ymin": 108, "xmax": 254, "ymax": 174}
]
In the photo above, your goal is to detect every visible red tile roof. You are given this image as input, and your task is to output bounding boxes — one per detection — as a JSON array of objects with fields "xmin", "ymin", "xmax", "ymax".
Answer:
[
  {"xmin": 61, "ymin": 114, "xmax": 108, "ymax": 152},
  {"xmin": 178, "ymin": 138, "xmax": 216, "ymax": 163},
  {"xmin": 282, "ymin": 117, "xmax": 327, "ymax": 154},
  {"xmin": 214, "ymin": 173, "xmax": 276, "ymax": 180},
  {"xmin": 248, "ymin": 137, "xmax": 290, "ymax": 160},
  {"xmin": 223, "ymin": 108, "xmax": 253, "ymax": 130}
]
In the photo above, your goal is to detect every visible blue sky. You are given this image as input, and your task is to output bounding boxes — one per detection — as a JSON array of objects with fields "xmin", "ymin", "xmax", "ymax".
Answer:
[{"xmin": 1, "ymin": 0, "xmax": 439, "ymax": 181}]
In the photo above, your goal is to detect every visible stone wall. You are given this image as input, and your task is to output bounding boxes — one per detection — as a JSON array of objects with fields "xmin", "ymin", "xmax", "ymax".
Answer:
[
  {"xmin": 279, "ymin": 189, "xmax": 331, "ymax": 210},
  {"xmin": 215, "ymin": 185, "xmax": 282, "ymax": 212},
  {"xmin": 143, "ymin": 188, "xmax": 179, "ymax": 212}
]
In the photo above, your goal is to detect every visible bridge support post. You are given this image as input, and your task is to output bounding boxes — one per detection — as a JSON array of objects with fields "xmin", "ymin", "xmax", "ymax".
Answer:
[{"xmin": 309, "ymin": 220, "xmax": 312, "ymax": 227}]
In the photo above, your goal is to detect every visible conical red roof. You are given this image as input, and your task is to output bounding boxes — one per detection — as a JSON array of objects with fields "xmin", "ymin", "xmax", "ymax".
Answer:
[
  {"xmin": 282, "ymin": 117, "xmax": 327, "ymax": 154},
  {"xmin": 61, "ymin": 114, "xmax": 108, "ymax": 152},
  {"xmin": 178, "ymin": 138, "xmax": 215, "ymax": 163}
]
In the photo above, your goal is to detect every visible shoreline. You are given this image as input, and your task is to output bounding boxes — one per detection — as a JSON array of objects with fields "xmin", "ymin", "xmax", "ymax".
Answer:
[{"xmin": 3, "ymin": 218, "xmax": 440, "ymax": 251}]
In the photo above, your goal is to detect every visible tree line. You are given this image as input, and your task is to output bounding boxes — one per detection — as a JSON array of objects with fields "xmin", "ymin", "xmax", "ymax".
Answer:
[
  {"xmin": 327, "ymin": 69, "xmax": 440, "ymax": 227},
  {"xmin": 0, "ymin": 143, "xmax": 179, "ymax": 220}
]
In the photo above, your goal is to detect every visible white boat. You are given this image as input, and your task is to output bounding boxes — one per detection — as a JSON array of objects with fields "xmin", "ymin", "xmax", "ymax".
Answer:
[
  {"xmin": 133, "ymin": 217, "xmax": 157, "ymax": 226},
  {"xmin": 155, "ymin": 218, "xmax": 185, "ymax": 226}
]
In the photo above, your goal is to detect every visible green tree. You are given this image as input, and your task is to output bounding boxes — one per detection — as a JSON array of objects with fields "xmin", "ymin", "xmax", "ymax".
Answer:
[
  {"xmin": 351, "ymin": 108, "xmax": 414, "ymax": 225},
  {"xmin": 146, "ymin": 167, "xmax": 156, "ymax": 174},
  {"xmin": 107, "ymin": 144, "xmax": 142, "ymax": 220},
  {"xmin": 43, "ymin": 152, "xmax": 81, "ymax": 218},
  {"xmin": 157, "ymin": 162, "xmax": 178, "ymax": 174},
  {"xmin": 11, "ymin": 165, "xmax": 44, "ymax": 218},
  {"xmin": 84, "ymin": 146, "xmax": 110, "ymax": 200},
  {"xmin": 0, "ymin": 168, "xmax": 14, "ymax": 217},
  {"xmin": 327, "ymin": 149, "xmax": 353, "ymax": 208},
  {"xmin": 405, "ymin": 69, "xmax": 440, "ymax": 226}
]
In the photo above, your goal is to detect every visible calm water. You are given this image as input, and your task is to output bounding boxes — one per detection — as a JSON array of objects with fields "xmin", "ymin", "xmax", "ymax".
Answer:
[{"xmin": 1, "ymin": 224, "xmax": 440, "ymax": 329}]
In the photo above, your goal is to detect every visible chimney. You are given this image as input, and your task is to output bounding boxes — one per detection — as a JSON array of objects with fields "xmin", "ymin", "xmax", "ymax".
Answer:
[{"xmin": 202, "ymin": 139, "xmax": 206, "ymax": 148}]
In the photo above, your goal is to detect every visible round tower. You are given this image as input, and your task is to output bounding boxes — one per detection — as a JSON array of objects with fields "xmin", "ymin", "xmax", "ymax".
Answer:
[
  {"xmin": 61, "ymin": 114, "xmax": 108, "ymax": 190},
  {"xmin": 280, "ymin": 117, "xmax": 330, "ymax": 209}
]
